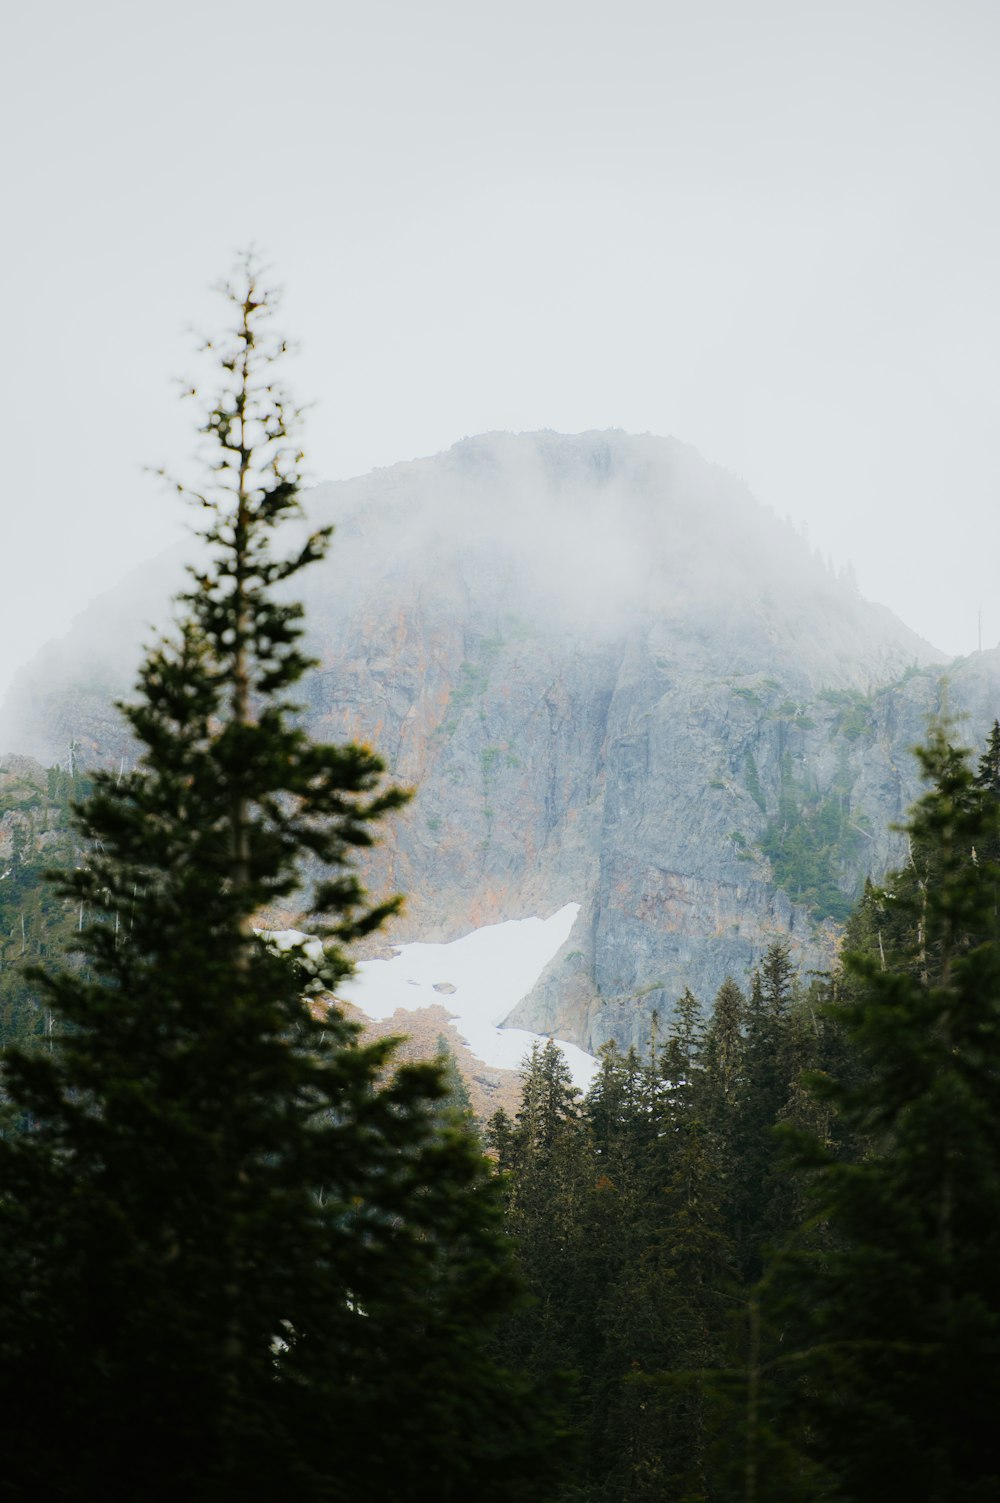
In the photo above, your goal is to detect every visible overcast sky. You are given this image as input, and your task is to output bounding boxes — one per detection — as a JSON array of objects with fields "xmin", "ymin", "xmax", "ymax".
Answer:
[{"xmin": 3, "ymin": 0, "xmax": 999, "ymax": 705}]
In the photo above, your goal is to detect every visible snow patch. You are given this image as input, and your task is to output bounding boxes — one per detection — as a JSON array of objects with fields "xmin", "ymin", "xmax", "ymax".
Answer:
[
  {"xmin": 260, "ymin": 928, "xmax": 325, "ymax": 965},
  {"xmin": 340, "ymin": 903, "xmax": 598, "ymax": 1090}
]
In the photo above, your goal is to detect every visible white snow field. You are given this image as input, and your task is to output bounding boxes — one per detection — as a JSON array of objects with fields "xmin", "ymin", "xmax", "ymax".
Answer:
[{"xmin": 338, "ymin": 903, "xmax": 598, "ymax": 1090}]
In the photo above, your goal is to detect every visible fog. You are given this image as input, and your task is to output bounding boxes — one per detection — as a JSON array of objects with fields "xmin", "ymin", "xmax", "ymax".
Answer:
[
  {"xmin": 1, "ymin": 426, "xmax": 947, "ymax": 763},
  {"xmin": 302, "ymin": 430, "xmax": 929, "ymax": 652},
  {"xmin": 3, "ymin": 0, "xmax": 1000, "ymax": 711}
]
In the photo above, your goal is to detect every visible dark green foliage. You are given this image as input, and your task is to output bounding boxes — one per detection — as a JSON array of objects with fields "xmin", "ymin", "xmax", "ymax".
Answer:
[
  {"xmin": 490, "ymin": 1040, "xmax": 591, "ymax": 1381},
  {"xmin": 815, "ymin": 686, "xmax": 874, "ymax": 742},
  {"xmin": 0, "ymin": 760, "xmax": 89, "ymax": 1056},
  {"xmin": 0, "ymin": 265, "xmax": 562, "ymax": 1503},
  {"xmin": 724, "ymin": 946, "xmax": 804, "ymax": 1285},
  {"xmin": 702, "ymin": 976, "xmax": 745, "ymax": 1117},
  {"xmin": 489, "ymin": 722, "xmax": 1000, "ymax": 1501},
  {"xmin": 760, "ymin": 753, "xmax": 866, "ymax": 922},
  {"xmin": 435, "ymin": 1031, "xmax": 475, "ymax": 1118},
  {"xmin": 493, "ymin": 997, "xmax": 756, "ymax": 1501},
  {"xmin": 768, "ymin": 722, "xmax": 1000, "ymax": 1502},
  {"xmin": 492, "ymin": 953, "xmax": 848, "ymax": 1501},
  {"xmin": 973, "ymin": 718, "xmax": 1000, "ymax": 876},
  {"xmin": 975, "ymin": 718, "xmax": 1000, "ymax": 794},
  {"xmin": 743, "ymin": 752, "xmax": 766, "ymax": 813}
]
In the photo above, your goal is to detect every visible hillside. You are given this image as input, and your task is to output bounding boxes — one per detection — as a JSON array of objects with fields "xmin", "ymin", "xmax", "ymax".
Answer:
[{"xmin": 5, "ymin": 429, "xmax": 994, "ymax": 1053}]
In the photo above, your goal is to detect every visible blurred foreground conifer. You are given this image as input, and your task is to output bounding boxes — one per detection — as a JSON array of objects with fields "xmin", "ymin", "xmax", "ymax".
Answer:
[{"xmin": 0, "ymin": 261, "xmax": 564, "ymax": 1503}]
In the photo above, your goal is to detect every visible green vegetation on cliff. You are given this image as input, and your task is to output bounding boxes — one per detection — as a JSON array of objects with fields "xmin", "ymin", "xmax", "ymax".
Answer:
[
  {"xmin": 760, "ymin": 751, "xmax": 868, "ymax": 923},
  {"xmin": 0, "ymin": 759, "xmax": 89, "ymax": 1054}
]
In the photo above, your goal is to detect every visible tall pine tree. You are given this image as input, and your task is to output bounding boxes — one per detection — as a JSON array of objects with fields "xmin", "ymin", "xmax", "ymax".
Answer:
[{"xmin": 0, "ymin": 263, "xmax": 562, "ymax": 1503}]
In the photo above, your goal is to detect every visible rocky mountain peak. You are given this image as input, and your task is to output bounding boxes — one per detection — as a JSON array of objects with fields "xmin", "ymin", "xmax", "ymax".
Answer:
[{"xmin": 4, "ymin": 431, "xmax": 987, "ymax": 1053}]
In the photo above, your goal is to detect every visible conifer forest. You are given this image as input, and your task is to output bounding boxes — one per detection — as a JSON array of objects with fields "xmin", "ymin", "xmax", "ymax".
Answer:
[{"xmin": 2, "ymin": 268, "xmax": 1000, "ymax": 1503}]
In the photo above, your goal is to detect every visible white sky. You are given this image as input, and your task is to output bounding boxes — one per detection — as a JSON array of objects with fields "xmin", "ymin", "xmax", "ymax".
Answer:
[{"xmin": 3, "ymin": 0, "xmax": 1000, "ymax": 702}]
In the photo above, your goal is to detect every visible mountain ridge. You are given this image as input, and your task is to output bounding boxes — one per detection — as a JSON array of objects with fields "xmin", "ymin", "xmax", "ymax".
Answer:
[{"xmin": 4, "ymin": 430, "xmax": 988, "ymax": 1052}]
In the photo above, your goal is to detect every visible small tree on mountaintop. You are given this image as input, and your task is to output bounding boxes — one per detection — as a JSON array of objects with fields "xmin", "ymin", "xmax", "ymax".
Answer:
[{"xmin": 0, "ymin": 262, "xmax": 562, "ymax": 1503}]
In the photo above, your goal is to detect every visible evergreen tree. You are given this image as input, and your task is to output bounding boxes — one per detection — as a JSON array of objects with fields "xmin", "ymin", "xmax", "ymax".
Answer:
[
  {"xmin": 0, "ymin": 264, "xmax": 562, "ymax": 1503},
  {"xmin": 636, "ymin": 991, "xmax": 732, "ymax": 1501},
  {"xmin": 579, "ymin": 1005, "xmax": 735, "ymax": 1503},
  {"xmin": 975, "ymin": 717, "xmax": 1000, "ymax": 794},
  {"xmin": 435, "ymin": 1031, "xmax": 475, "ymax": 1119},
  {"xmin": 772, "ymin": 722, "xmax": 1000, "ymax": 1502},
  {"xmin": 492, "ymin": 1039, "xmax": 590, "ymax": 1380},
  {"xmin": 585, "ymin": 1039, "xmax": 648, "ymax": 1166},
  {"xmin": 973, "ymin": 717, "xmax": 1000, "ymax": 882},
  {"xmin": 701, "ymin": 976, "xmax": 746, "ymax": 1120},
  {"xmin": 578, "ymin": 1042, "xmax": 664, "ymax": 1500},
  {"xmin": 727, "ymin": 943, "xmax": 801, "ymax": 1284}
]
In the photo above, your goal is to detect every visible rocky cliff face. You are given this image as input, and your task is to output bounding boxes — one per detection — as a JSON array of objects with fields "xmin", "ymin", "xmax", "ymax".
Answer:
[{"xmin": 6, "ymin": 430, "xmax": 995, "ymax": 1052}]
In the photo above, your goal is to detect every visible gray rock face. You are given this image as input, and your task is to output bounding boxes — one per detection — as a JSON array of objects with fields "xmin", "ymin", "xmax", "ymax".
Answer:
[{"xmin": 5, "ymin": 430, "xmax": 995, "ymax": 1052}]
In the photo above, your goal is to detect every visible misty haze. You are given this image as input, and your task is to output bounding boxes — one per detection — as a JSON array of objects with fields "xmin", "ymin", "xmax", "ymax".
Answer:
[{"xmin": 4, "ymin": 1, "xmax": 1000, "ymax": 1498}]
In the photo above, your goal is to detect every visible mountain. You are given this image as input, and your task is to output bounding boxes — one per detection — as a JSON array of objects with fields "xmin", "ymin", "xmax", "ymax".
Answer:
[{"xmin": 5, "ymin": 429, "xmax": 996, "ymax": 1053}]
